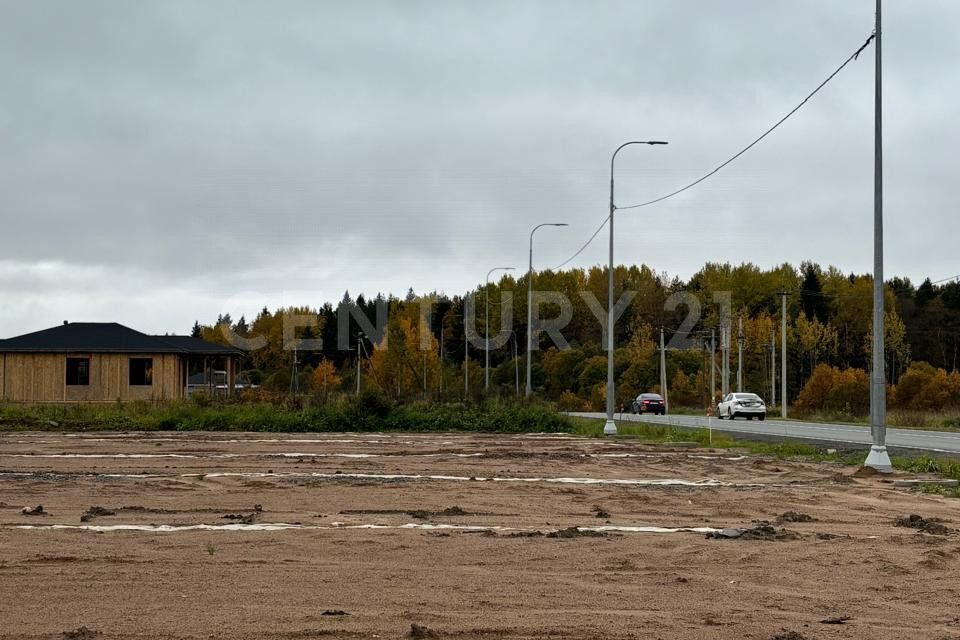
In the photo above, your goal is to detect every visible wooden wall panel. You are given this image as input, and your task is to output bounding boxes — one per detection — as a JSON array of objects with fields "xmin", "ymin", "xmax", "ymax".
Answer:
[{"xmin": 0, "ymin": 352, "xmax": 187, "ymax": 403}]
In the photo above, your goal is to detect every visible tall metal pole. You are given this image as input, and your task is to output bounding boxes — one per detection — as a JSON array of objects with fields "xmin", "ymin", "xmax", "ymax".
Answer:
[
  {"xmin": 485, "ymin": 267, "xmax": 515, "ymax": 391},
  {"xmin": 526, "ymin": 223, "xmax": 567, "ymax": 397},
  {"xmin": 513, "ymin": 332, "xmax": 519, "ymax": 397},
  {"xmin": 604, "ymin": 140, "xmax": 668, "ymax": 436},
  {"xmin": 781, "ymin": 292, "xmax": 788, "ymax": 418},
  {"xmin": 464, "ymin": 295, "xmax": 469, "ymax": 397},
  {"xmin": 439, "ymin": 324, "xmax": 444, "ymax": 396},
  {"xmin": 721, "ymin": 318, "xmax": 730, "ymax": 397},
  {"xmin": 356, "ymin": 340, "xmax": 361, "ymax": 396},
  {"xmin": 659, "ymin": 327, "xmax": 668, "ymax": 412},
  {"xmin": 736, "ymin": 316, "xmax": 744, "ymax": 392},
  {"xmin": 771, "ymin": 329, "xmax": 776, "ymax": 409},
  {"xmin": 710, "ymin": 329, "xmax": 717, "ymax": 407},
  {"xmin": 866, "ymin": 0, "xmax": 892, "ymax": 471}
]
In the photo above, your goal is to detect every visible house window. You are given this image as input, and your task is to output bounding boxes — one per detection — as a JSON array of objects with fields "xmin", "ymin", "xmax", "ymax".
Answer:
[
  {"xmin": 129, "ymin": 358, "xmax": 153, "ymax": 386},
  {"xmin": 66, "ymin": 358, "xmax": 90, "ymax": 386}
]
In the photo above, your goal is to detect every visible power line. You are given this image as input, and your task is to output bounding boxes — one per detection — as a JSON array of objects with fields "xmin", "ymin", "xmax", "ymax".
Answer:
[
  {"xmin": 554, "ymin": 216, "xmax": 609, "ymax": 270},
  {"xmin": 618, "ymin": 32, "xmax": 875, "ymax": 211},
  {"xmin": 928, "ymin": 273, "xmax": 960, "ymax": 286},
  {"xmin": 553, "ymin": 31, "xmax": 876, "ymax": 270}
]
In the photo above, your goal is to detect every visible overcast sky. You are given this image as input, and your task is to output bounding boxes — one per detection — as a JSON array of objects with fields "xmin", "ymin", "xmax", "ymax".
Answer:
[{"xmin": 1, "ymin": 1, "xmax": 957, "ymax": 337}]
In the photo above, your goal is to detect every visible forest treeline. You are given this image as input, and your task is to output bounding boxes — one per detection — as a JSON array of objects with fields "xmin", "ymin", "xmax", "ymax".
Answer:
[{"xmin": 191, "ymin": 261, "xmax": 960, "ymax": 415}]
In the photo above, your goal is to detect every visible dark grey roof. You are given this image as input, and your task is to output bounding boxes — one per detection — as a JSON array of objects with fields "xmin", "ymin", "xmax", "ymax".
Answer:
[
  {"xmin": 154, "ymin": 335, "xmax": 243, "ymax": 356},
  {"xmin": 0, "ymin": 323, "xmax": 243, "ymax": 355}
]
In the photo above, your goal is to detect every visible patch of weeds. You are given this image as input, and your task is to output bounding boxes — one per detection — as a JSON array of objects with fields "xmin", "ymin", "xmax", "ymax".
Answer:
[
  {"xmin": 892, "ymin": 455, "xmax": 960, "ymax": 481},
  {"xmin": 205, "ymin": 542, "xmax": 217, "ymax": 555},
  {"xmin": 914, "ymin": 483, "xmax": 960, "ymax": 499}
]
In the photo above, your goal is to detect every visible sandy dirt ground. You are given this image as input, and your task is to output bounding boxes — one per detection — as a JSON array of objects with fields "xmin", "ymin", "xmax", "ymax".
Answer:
[{"xmin": 1, "ymin": 431, "xmax": 960, "ymax": 640}]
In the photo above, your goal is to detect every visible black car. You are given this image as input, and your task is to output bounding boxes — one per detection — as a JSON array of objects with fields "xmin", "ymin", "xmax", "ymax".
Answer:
[{"xmin": 631, "ymin": 393, "xmax": 666, "ymax": 415}]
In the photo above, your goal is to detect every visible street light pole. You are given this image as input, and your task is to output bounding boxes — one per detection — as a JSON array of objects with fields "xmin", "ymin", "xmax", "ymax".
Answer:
[
  {"xmin": 526, "ymin": 223, "xmax": 567, "ymax": 397},
  {"xmin": 866, "ymin": 0, "xmax": 892, "ymax": 472},
  {"xmin": 736, "ymin": 316, "xmax": 745, "ymax": 392},
  {"xmin": 780, "ymin": 291, "xmax": 788, "ymax": 418},
  {"xmin": 604, "ymin": 140, "xmax": 668, "ymax": 436},
  {"xmin": 485, "ymin": 267, "xmax": 515, "ymax": 391}
]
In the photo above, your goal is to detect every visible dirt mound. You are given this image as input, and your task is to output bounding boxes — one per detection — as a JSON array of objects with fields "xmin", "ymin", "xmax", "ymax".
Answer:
[
  {"xmin": 918, "ymin": 549, "xmax": 955, "ymax": 570},
  {"xmin": 591, "ymin": 505, "xmax": 610, "ymax": 519},
  {"xmin": 708, "ymin": 523, "xmax": 799, "ymax": 541},
  {"xmin": 222, "ymin": 511, "xmax": 260, "ymax": 524},
  {"xmin": 776, "ymin": 511, "xmax": 816, "ymax": 524},
  {"xmin": 894, "ymin": 514, "xmax": 953, "ymax": 535},
  {"xmin": 80, "ymin": 506, "xmax": 116, "ymax": 522},
  {"xmin": 829, "ymin": 472, "xmax": 854, "ymax": 484},
  {"xmin": 62, "ymin": 627, "xmax": 99, "ymax": 640},
  {"xmin": 853, "ymin": 466, "xmax": 880, "ymax": 478},
  {"xmin": 20, "ymin": 505, "xmax": 48, "ymax": 516},
  {"xmin": 408, "ymin": 623, "xmax": 440, "ymax": 639}
]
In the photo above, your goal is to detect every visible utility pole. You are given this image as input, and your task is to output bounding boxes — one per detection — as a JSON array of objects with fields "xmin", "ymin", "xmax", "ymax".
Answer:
[
  {"xmin": 513, "ymin": 332, "xmax": 519, "ymax": 397},
  {"xmin": 720, "ymin": 317, "xmax": 730, "ymax": 397},
  {"xmin": 355, "ymin": 339, "xmax": 361, "ymax": 396},
  {"xmin": 710, "ymin": 329, "xmax": 716, "ymax": 407},
  {"xmin": 439, "ymin": 324, "xmax": 444, "ymax": 396},
  {"xmin": 659, "ymin": 327, "xmax": 668, "ymax": 411},
  {"xmin": 771, "ymin": 329, "xmax": 777, "ymax": 409},
  {"xmin": 464, "ymin": 295, "xmax": 469, "ymax": 397},
  {"xmin": 290, "ymin": 347, "xmax": 299, "ymax": 395},
  {"xmin": 736, "ymin": 316, "xmax": 745, "ymax": 392},
  {"xmin": 866, "ymin": 0, "xmax": 892, "ymax": 471},
  {"xmin": 780, "ymin": 291, "xmax": 788, "ymax": 418}
]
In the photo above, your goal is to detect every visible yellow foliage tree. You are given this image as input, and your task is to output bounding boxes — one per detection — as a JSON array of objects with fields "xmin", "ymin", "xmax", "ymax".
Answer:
[{"xmin": 310, "ymin": 359, "xmax": 341, "ymax": 395}]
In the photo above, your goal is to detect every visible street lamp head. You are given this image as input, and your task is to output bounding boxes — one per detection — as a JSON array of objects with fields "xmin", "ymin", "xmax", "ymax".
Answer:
[{"xmin": 647, "ymin": 141, "xmax": 669, "ymax": 145}]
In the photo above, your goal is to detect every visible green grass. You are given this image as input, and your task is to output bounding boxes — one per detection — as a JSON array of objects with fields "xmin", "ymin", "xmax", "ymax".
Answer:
[
  {"xmin": 571, "ymin": 417, "xmax": 960, "ymax": 477},
  {"xmin": 913, "ymin": 483, "xmax": 960, "ymax": 499},
  {"xmin": 662, "ymin": 405, "xmax": 960, "ymax": 432},
  {"xmin": 0, "ymin": 395, "xmax": 573, "ymax": 434}
]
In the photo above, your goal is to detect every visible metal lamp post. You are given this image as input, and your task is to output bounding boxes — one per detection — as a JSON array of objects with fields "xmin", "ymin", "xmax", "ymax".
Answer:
[
  {"xmin": 485, "ymin": 266, "xmax": 515, "ymax": 391},
  {"xmin": 866, "ymin": 0, "xmax": 892, "ymax": 472},
  {"xmin": 526, "ymin": 223, "xmax": 567, "ymax": 397},
  {"xmin": 604, "ymin": 141, "xmax": 668, "ymax": 436}
]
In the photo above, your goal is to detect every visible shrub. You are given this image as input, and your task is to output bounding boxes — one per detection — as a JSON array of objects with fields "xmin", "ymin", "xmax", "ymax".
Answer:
[
  {"xmin": 893, "ymin": 361, "xmax": 960, "ymax": 412},
  {"xmin": 557, "ymin": 390, "xmax": 589, "ymax": 412},
  {"xmin": 794, "ymin": 364, "xmax": 869, "ymax": 416}
]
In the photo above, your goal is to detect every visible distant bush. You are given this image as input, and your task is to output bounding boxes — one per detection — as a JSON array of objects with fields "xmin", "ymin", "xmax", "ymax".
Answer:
[
  {"xmin": 893, "ymin": 362, "xmax": 960, "ymax": 411},
  {"xmin": 557, "ymin": 390, "xmax": 590, "ymax": 412},
  {"xmin": 794, "ymin": 364, "xmax": 869, "ymax": 416}
]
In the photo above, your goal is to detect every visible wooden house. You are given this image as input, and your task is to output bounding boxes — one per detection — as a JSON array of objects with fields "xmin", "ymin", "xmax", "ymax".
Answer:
[{"xmin": 0, "ymin": 322, "xmax": 243, "ymax": 403}]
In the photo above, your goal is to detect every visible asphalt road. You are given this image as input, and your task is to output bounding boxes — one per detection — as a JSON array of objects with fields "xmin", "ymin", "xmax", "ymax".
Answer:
[{"xmin": 569, "ymin": 411, "xmax": 960, "ymax": 456}]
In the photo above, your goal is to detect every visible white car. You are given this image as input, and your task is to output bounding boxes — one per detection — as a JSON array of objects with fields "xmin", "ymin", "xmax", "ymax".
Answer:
[{"xmin": 717, "ymin": 393, "xmax": 766, "ymax": 420}]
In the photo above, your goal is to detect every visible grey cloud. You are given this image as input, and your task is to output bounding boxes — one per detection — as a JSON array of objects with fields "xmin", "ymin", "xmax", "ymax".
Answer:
[{"xmin": 1, "ymin": 1, "xmax": 958, "ymax": 336}]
